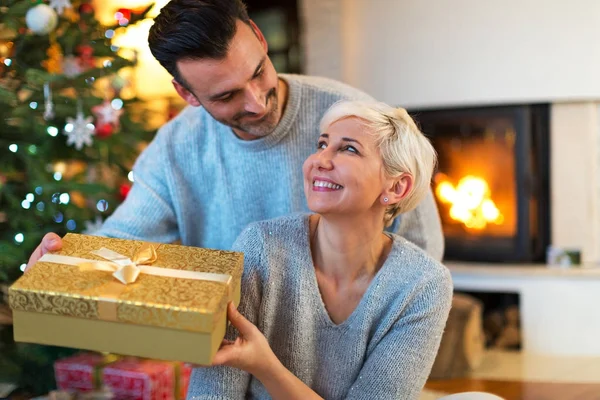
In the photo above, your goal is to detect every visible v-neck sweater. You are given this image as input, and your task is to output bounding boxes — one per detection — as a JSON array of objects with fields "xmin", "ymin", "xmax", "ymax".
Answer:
[{"xmin": 187, "ymin": 213, "xmax": 453, "ymax": 400}]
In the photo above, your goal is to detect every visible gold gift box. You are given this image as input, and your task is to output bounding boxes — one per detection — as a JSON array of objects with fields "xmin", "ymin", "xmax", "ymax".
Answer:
[{"xmin": 9, "ymin": 233, "xmax": 243, "ymax": 365}]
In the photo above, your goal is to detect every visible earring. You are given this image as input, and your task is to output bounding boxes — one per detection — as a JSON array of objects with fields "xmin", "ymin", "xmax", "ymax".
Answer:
[{"xmin": 383, "ymin": 197, "xmax": 389, "ymax": 203}]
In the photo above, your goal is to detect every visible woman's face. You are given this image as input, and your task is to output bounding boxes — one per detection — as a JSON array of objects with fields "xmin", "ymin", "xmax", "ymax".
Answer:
[{"xmin": 303, "ymin": 116, "xmax": 388, "ymax": 217}]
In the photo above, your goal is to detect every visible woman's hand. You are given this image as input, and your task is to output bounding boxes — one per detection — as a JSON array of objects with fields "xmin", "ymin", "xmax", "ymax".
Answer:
[
  {"xmin": 213, "ymin": 302, "xmax": 324, "ymax": 400},
  {"xmin": 213, "ymin": 302, "xmax": 276, "ymax": 378}
]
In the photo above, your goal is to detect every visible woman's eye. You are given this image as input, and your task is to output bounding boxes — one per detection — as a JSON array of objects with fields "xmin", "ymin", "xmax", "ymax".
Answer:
[
  {"xmin": 317, "ymin": 141, "xmax": 327, "ymax": 150},
  {"xmin": 343, "ymin": 145, "xmax": 358, "ymax": 154}
]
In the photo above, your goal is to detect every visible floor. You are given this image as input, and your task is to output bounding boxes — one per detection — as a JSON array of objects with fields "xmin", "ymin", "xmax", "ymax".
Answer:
[{"xmin": 420, "ymin": 350, "xmax": 600, "ymax": 399}]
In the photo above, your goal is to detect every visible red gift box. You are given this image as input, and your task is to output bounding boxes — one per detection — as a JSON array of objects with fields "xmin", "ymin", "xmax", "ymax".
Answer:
[
  {"xmin": 54, "ymin": 352, "xmax": 119, "ymax": 393},
  {"xmin": 102, "ymin": 358, "xmax": 177, "ymax": 400},
  {"xmin": 177, "ymin": 363, "xmax": 192, "ymax": 400}
]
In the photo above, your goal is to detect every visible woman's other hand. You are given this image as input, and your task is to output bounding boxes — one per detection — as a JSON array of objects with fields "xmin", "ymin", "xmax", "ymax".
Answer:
[{"xmin": 213, "ymin": 302, "xmax": 275, "ymax": 378}]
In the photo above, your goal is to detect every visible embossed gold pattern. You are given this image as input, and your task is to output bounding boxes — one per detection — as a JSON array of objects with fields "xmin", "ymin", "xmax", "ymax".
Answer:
[{"xmin": 8, "ymin": 234, "xmax": 243, "ymax": 333}]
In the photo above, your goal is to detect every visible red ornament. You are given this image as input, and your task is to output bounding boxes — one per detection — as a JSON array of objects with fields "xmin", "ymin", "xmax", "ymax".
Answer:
[
  {"xmin": 76, "ymin": 44, "xmax": 95, "ymax": 69},
  {"xmin": 95, "ymin": 123, "xmax": 114, "ymax": 138},
  {"xmin": 119, "ymin": 183, "xmax": 131, "ymax": 200},
  {"xmin": 78, "ymin": 2, "xmax": 94, "ymax": 15},
  {"xmin": 116, "ymin": 8, "xmax": 132, "ymax": 22}
]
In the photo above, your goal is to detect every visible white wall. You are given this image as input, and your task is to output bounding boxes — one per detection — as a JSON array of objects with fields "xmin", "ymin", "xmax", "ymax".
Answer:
[
  {"xmin": 550, "ymin": 104, "xmax": 600, "ymax": 264},
  {"xmin": 304, "ymin": 0, "xmax": 600, "ymax": 109},
  {"xmin": 300, "ymin": 0, "xmax": 344, "ymax": 81}
]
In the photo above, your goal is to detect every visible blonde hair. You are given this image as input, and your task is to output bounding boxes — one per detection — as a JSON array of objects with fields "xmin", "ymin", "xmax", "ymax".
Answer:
[{"xmin": 320, "ymin": 100, "xmax": 437, "ymax": 226}]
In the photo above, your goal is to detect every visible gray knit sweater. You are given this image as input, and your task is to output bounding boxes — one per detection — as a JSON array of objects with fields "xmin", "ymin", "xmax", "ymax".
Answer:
[
  {"xmin": 187, "ymin": 214, "xmax": 453, "ymax": 400},
  {"xmin": 97, "ymin": 74, "xmax": 444, "ymax": 260}
]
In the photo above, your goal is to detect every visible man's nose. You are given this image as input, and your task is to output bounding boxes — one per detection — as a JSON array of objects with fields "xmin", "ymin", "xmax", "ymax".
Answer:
[{"xmin": 244, "ymin": 84, "xmax": 267, "ymax": 115}]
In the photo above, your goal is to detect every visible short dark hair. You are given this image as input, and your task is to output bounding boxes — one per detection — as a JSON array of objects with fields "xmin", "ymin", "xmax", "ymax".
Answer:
[{"xmin": 148, "ymin": 0, "xmax": 251, "ymax": 89}]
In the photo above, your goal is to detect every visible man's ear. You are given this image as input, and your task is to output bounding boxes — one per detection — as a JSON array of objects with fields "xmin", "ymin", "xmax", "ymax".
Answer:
[
  {"xmin": 172, "ymin": 79, "xmax": 201, "ymax": 107},
  {"xmin": 248, "ymin": 20, "xmax": 269, "ymax": 53},
  {"xmin": 381, "ymin": 173, "xmax": 413, "ymax": 205}
]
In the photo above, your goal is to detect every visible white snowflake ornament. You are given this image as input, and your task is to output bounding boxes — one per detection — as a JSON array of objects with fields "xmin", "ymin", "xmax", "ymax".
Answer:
[
  {"xmin": 49, "ymin": 0, "xmax": 72, "ymax": 15},
  {"xmin": 92, "ymin": 100, "xmax": 123, "ymax": 128},
  {"xmin": 62, "ymin": 55, "xmax": 83, "ymax": 78},
  {"xmin": 64, "ymin": 111, "xmax": 95, "ymax": 150},
  {"xmin": 82, "ymin": 216, "xmax": 104, "ymax": 235}
]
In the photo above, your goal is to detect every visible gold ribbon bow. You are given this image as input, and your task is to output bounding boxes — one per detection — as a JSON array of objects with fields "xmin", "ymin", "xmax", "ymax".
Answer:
[
  {"xmin": 37, "ymin": 243, "xmax": 233, "ymax": 322},
  {"xmin": 78, "ymin": 244, "xmax": 158, "ymax": 284}
]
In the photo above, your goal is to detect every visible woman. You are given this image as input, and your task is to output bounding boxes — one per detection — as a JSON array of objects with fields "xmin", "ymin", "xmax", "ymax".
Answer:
[{"xmin": 187, "ymin": 101, "xmax": 453, "ymax": 400}]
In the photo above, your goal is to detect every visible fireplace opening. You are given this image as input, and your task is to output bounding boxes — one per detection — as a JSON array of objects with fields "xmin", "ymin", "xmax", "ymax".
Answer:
[
  {"xmin": 413, "ymin": 105, "xmax": 551, "ymax": 263},
  {"xmin": 458, "ymin": 290, "xmax": 521, "ymax": 351}
]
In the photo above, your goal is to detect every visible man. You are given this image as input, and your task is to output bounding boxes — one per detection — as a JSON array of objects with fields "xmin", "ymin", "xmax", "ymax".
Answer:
[{"xmin": 27, "ymin": 0, "xmax": 443, "ymax": 269}]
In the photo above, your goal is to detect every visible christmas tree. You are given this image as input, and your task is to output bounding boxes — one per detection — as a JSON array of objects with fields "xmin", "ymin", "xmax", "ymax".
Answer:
[{"xmin": 0, "ymin": 0, "xmax": 157, "ymax": 394}]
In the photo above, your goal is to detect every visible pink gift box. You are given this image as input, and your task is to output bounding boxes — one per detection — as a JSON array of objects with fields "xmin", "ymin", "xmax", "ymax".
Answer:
[
  {"xmin": 54, "ymin": 352, "xmax": 117, "ymax": 393},
  {"xmin": 102, "ymin": 358, "xmax": 176, "ymax": 400}
]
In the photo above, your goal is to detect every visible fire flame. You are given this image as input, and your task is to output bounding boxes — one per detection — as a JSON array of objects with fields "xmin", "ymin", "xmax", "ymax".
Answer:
[{"xmin": 435, "ymin": 174, "xmax": 504, "ymax": 230}]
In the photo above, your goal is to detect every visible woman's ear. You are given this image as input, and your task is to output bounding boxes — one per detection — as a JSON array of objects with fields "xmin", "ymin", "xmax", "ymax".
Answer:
[{"xmin": 381, "ymin": 173, "xmax": 413, "ymax": 205}]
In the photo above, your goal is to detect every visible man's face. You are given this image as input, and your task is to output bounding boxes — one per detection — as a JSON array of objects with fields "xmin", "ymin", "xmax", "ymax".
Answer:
[{"xmin": 174, "ymin": 20, "xmax": 282, "ymax": 140}]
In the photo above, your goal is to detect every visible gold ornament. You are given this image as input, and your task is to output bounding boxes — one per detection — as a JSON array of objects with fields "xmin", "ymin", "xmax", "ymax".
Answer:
[
  {"xmin": 42, "ymin": 41, "xmax": 63, "ymax": 74},
  {"xmin": 62, "ymin": 6, "xmax": 79, "ymax": 23}
]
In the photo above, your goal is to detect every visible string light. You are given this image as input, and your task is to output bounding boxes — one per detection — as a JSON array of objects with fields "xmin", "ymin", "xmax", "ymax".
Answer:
[
  {"xmin": 21, "ymin": 200, "xmax": 31, "ymax": 209},
  {"xmin": 20, "ymin": 264, "xmax": 27, "ymax": 272},
  {"xmin": 53, "ymin": 172, "xmax": 62, "ymax": 181},
  {"xmin": 66, "ymin": 220, "xmax": 76, "ymax": 230},
  {"xmin": 128, "ymin": 171, "xmax": 134, "ymax": 182},
  {"xmin": 53, "ymin": 212, "xmax": 64, "ymax": 223},
  {"xmin": 9, "ymin": 144, "xmax": 17, "ymax": 152},
  {"xmin": 25, "ymin": 193, "xmax": 34, "ymax": 202},
  {"xmin": 3, "ymin": 58, "xmax": 11, "ymax": 66},
  {"xmin": 14, "ymin": 233, "xmax": 24, "ymax": 243},
  {"xmin": 29, "ymin": 102, "xmax": 38, "ymax": 109},
  {"xmin": 36, "ymin": 202, "xmax": 45, "ymax": 211},
  {"xmin": 59, "ymin": 193, "xmax": 70, "ymax": 204},
  {"xmin": 47, "ymin": 126, "xmax": 59, "ymax": 136},
  {"xmin": 35, "ymin": 186, "xmax": 43, "ymax": 195},
  {"xmin": 111, "ymin": 98, "xmax": 124, "ymax": 110},
  {"xmin": 97, "ymin": 199, "xmax": 109, "ymax": 212}
]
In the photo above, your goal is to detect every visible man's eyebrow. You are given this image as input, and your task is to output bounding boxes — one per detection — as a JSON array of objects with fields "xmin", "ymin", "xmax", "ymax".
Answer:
[
  {"xmin": 208, "ymin": 57, "xmax": 267, "ymax": 101},
  {"xmin": 209, "ymin": 88, "xmax": 239, "ymax": 101},
  {"xmin": 252, "ymin": 57, "xmax": 266, "ymax": 78}
]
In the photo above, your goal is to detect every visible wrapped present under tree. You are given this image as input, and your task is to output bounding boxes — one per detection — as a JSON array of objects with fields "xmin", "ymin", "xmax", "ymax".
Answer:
[{"xmin": 0, "ymin": 0, "xmax": 156, "ymax": 394}]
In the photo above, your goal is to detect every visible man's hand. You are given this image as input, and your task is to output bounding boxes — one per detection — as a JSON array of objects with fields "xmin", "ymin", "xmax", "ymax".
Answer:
[
  {"xmin": 25, "ymin": 233, "xmax": 62, "ymax": 272},
  {"xmin": 212, "ymin": 302, "xmax": 276, "ymax": 378}
]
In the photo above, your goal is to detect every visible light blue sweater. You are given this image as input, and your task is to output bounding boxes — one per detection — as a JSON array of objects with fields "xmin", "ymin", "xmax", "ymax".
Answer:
[
  {"xmin": 187, "ymin": 214, "xmax": 453, "ymax": 400},
  {"xmin": 97, "ymin": 74, "xmax": 444, "ymax": 260}
]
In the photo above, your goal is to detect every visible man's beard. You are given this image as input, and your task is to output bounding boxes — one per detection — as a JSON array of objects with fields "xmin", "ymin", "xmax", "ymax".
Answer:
[{"xmin": 227, "ymin": 87, "xmax": 280, "ymax": 138}]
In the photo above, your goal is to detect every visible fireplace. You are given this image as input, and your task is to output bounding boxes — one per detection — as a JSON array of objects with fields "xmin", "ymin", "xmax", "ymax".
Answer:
[{"xmin": 412, "ymin": 105, "xmax": 551, "ymax": 263}]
